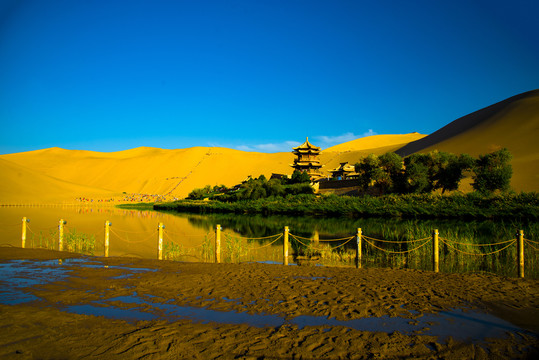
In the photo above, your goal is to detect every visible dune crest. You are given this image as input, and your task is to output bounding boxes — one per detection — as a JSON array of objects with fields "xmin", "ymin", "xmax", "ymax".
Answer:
[
  {"xmin": 396, "ymin": 89, "xmax": 539, "ymax": 191},
  {"xmin": 325, "ymin": 133, "xmax": 426, "ymax": 153}
]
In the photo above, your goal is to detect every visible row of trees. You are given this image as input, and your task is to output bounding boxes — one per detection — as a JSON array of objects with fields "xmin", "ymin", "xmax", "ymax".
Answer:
[
  {"xmin": 187, "ymin": 171, "xmax": 313, "ymax": 201},
  {"xmin": 353, "ymin": 148, "xmax": 512, "ymax": 195},
  {"xmin": 188, "ymin": 148, "xmax": 512, "ymax": 201}
]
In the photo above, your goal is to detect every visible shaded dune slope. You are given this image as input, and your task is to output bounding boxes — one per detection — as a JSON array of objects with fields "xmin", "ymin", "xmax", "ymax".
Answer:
[{"xmin": 396, "ymin": 89, "xmax": 539, "ymax": 191}]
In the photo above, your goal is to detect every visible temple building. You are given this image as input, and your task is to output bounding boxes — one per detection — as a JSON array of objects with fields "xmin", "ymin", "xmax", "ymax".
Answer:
[
  {"xmin": 291, "ymin": 137, "xmax": 323, "ymax": 180},
  {"xmin": 328, "ymin": 162, "xmax": 357, "ymax": 180}
]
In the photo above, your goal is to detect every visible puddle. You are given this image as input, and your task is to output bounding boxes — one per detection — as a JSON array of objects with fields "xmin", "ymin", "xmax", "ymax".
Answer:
[
  {"xmin": 255, "ymin": 261, "xmax": 297, "ymax": 266},
  {"xmin": 0, "ymin": 258, "xmax": 156, "ymax": 305},
  {"xmin": 293, "ymin": 276, "xmax": 331, "ymax": 281},
  {"xmin": 1, "ymin": 259, "xmax": 534, "ymax": 343},
  {"xmin": 62, "ymin": 291, "xmax": 533, "ymax": 342}
]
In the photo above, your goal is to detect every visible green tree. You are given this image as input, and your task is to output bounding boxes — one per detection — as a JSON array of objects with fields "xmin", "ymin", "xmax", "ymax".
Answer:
[
  {"xmin": 264, "ymin": 178, "xmax": 285, "ymax": 197},
  {"xmin": 289, "ymin": 170, "xmax": 311, "ymax": 184},
  {"xmin": 434, "ymin": 152, "xmax": 474, "ymax": 194},
  {"xmin": 472, "ymin": 148, "xmax": 512, "ymax": 194},
  {"xmin": 403, "ymin": 153, "xmax": 432, "ymax": 193},
  {"xmin": 355, "ymin": 154, "xmax": 383, "ymax": 191},
  {"xmin": 378, "ymin": 152, "xmax": 404, "ymax": 193},
  {"xmin": 187, "ymin": 185, "xmax": 212, "ymax": 199}
]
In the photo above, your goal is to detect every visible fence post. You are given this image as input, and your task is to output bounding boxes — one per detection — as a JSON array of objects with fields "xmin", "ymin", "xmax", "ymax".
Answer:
[
  {"xmin": 59, "ymin": 219, "xmax": 66, "ymax": 251},
  {"xmin": 104, "ymin": 221, "xmax": 111, "ymax": 257},
  {"xmin": 517, "ymin": 229, "xmax": 524, "ymax": 278},
  {"xmin": 283, "ymin": 226, "xmax": 289, "ymax": 266},
  {"xmin": 356, "ymin": 228, "xmax": 362, "ymax": 269},
  {"xmin": 215, "ymin": 224, "xmax": 221, "ymax": 263},
  {"xmin": 157, "ymin": 222, "xmax": 164, "ymax": 260},
  {"xmin": 21, "ymin": 217, "xmax": 29, "ymax": 248},
  {"xmin": 432, "ymin": 229, "xmax": 439, "ymax": 273}
]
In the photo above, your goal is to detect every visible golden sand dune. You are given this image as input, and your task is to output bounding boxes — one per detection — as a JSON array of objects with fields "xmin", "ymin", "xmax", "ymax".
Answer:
[
  {"xmin": 396, "ymin": 89, "xmax": 539, "ymax": 191},
  {"xmin": 1, "ymin": 147, "xmax": 295, "ymax": 202},
  {"xmin": 324, "ymin": 133, "xmax": 426, "ymax": 153},
  {"xmin": 1, "ymin": 90, "xmax": 537, "ymax": 203},
  {"xmin": 321, "ymin": 133, "xmax": 427, "ymax": 174},
  {"xmin": 0, "ymin": 158, "xmax": 113, "ymax": 203}
]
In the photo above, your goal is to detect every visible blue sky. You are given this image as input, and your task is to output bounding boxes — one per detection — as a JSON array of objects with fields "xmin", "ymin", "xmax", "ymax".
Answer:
[{"xmin": 1, "ymin": 0, "xmax": 538, "ymax": 154}]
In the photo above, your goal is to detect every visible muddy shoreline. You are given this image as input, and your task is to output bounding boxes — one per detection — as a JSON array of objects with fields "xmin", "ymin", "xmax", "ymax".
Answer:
[{"xmin": 1, "ymin": 247, "xmax": 538, "ymax": 359}]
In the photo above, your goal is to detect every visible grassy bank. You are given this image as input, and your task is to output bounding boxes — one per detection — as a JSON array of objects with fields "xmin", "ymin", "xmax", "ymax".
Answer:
[
  {"xmin": 116, "ymin": 203, "xmax": 155, "ymax": 210},
  {"xmin": 153, "ymin": 192, "xmax": 539, "ymax": 220}
]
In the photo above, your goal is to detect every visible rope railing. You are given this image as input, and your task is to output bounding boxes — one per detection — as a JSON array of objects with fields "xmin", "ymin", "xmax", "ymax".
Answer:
[
  {"xmin": 439, "ymin": 237, "xmax": 516, "ymax": 256},
  {"xmin": 290, "ymin": 233, "xmax": 355, "ymax": 251},
  {"xmin": 525, "ymin": 239, "xmax": 539, "ymax": 251},
  {"xmin": 222, "ymin": 233, "xmax": 282, "ymax": 241},
  {"xmin": 438, "ymin": 237, "xmax": 515, "ymax": 247},
  {"xmin": 289, "ymin": 233, "xmax": 354, "ymax": 242},
  {"xmin": 109, "ymin": 226, "xmax": 154, "ymax": 235},
  {"xmin": 9, "ymin": 217, "xmax": 537, "ymax": 278},
  {"xmin": 165, "ymin": 229, "xmax": 214, "ymax": 239},
  {"xmin": 361, "ymin": 234, "xmax": 431, "ymax": 244},
  {"xmin": 224, "ymin": 233, "xmax": 283, "ymax": 251},
  {"xmin": 164, "ymin": 232, "xmax": 205, "ymax": 249},
  {"xmin": 109, "ymin": 228, "xmax": 156, "ymax": 244},
  {"xmin": 362, "ymin": 236, "xmax": 431, "ymax": 254}
]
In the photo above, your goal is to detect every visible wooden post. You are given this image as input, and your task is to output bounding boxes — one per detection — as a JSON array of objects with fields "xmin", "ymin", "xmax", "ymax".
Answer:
[
  {"xmin": 517, "ymin": 230, "xmax": 524, "ymax": 278},
  {"xmin": 215, "ymin": 224, "xmax": 221, "ymax": 263},
  {"xmin": 58, "ymin": 219, "xmax": 66, "ymax": 251},
  {"xmin": 21, "ymin": 217, "xmax": 28, "ymax": 248},
  {"xmin": 283, "ymin": 226, "xmax": 289, "ymax": 266},
  {"xmin": 104, "ymin": 221, "xmax": 111, "ymax": 257},
  {"xmin": 157, "ymin": 222, "xmax": 164, "ymax": 260},
  {"xmin": 433, "ymin": 229, "xmax": 439, "ymax": 273},
  {"xmin": 356, "ymin": 228, "xmax": 362, "ymax": 269}
]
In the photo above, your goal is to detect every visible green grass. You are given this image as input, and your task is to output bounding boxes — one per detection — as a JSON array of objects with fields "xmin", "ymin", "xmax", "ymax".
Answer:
[
  {"xmin": 116, "ymin": 203, "xmax": 155, "ymax": 210},
  {"xmin": 154, "ymin": 192, "xmax": 539, "ymax": 220}
]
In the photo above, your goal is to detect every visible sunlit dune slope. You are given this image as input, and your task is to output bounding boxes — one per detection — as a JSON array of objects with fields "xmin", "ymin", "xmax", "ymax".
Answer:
[
  {"xmin": 321, "ymin": 133, "xmax": 427, "ymax": 173},
  {"xmin": 1, "ymin": 147, "xmax": 294, "ymax": 201},
  {"xmin": 324, "ymin": 133, "xmax": 426, "ymax": 153},
  {"xmin": 396, "ymin": 90, "xmax": 539, "ymax": 192},
  {"xmin": 0, "ymin": 158, "xmax": 115, "ymax": 204}
]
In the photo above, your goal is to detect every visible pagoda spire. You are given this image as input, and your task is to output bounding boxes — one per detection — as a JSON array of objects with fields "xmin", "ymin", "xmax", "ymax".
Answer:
[{"xmin": 290, "ymin": 138, "xmax": 323, "ymax": 180}]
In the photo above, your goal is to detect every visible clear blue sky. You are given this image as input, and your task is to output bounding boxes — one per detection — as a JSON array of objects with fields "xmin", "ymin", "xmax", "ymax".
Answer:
[{"xmin": 1, "ymin": 0, "xmax": 538, "ymax": 154}]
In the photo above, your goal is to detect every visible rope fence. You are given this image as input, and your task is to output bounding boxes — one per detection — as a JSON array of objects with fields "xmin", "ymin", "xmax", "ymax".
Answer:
[
  {"xmin": 362, "ymin": 237, "xmax": 431, "ymax": 254},
  {"xmin": 10, "ymin": 217, "xmax": 537, "ymax": 278},
  {"xmin": 439, "ymin": 237, "xmax": 516, "ymax": 256}
]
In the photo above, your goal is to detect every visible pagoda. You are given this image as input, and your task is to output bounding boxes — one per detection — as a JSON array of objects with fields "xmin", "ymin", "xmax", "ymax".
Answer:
[
  {"xmin": 329, "ymin": 162, "xmax": 356, "ymax": 180},
  {"xmin": 291, "ymin": 137, "xmax": 323, "ymax": 180}
]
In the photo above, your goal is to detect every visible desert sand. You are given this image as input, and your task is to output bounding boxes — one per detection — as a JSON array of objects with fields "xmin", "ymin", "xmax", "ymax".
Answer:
[
  {"xmin": 0, "ymin": 247, "xmax": 537, "ymax": 359},
  {"xmin": 0, "ymin": 90, "xmax": 537, "ymax": 203},
  {"xmin": 0, "ymin": 134, "xmax": 428, "ymax": 204}
]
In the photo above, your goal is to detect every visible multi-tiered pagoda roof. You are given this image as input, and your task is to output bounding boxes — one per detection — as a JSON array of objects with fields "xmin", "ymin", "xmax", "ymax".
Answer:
[{"xmin": 291, "ymin": 137, "xmax": 323, "ymax": 179}]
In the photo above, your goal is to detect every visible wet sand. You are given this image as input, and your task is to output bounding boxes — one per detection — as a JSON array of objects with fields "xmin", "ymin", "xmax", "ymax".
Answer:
[{"xmin": 1, "ymin": 247, "xmax": 538, "ymax": 359}]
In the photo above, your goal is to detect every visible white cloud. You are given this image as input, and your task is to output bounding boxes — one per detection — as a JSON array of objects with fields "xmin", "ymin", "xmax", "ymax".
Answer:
[
  {"xmin": 315, "ymin": 130, "xmax": 377, "ymax": 148},
  {"xmin": 233, "ymin": 140, "xmax": 301, "ymax": 153}
]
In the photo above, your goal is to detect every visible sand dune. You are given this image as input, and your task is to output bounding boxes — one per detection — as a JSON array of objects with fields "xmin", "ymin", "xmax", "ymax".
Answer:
[
  {"xmin": 1, "ymin": 147, "xmax": 295, "ymax": 202},
  {"xmin": 324, "ymin": 133, "xmax": 426, "ymax": 153},
  {"xmin": 0, "ymin": 158, "xmax": 113, "ymax": 204},
  {"xmin": 396, "ymin": 89, "xmax": 539, "ymax": 191},
  {"xmin": 1, "ymin": 91, "xmax": 537, "ymax": 203}
]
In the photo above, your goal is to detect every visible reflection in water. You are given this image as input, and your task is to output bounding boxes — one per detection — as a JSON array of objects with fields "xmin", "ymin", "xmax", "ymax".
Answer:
[{"xmin": 0, "ymin": 206, "xmax": 537, "ymax": 276}]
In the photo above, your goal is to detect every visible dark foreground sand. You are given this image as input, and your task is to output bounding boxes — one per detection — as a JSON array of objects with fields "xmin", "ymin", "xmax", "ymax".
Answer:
[{"xmin": 0, "ymin": 248, "xmax": 538, "ymax": 359}]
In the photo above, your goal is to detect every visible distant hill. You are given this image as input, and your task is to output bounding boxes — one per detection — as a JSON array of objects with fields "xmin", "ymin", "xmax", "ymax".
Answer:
[{"xmin": 396, "ymin": 89, "xmax": 539, "ymax": 191}]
